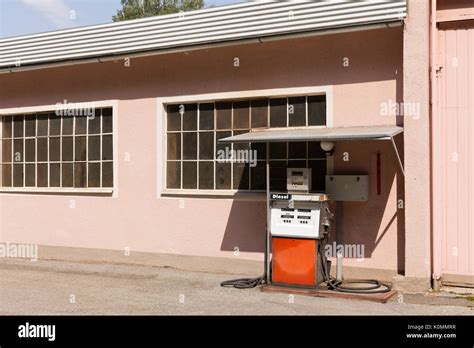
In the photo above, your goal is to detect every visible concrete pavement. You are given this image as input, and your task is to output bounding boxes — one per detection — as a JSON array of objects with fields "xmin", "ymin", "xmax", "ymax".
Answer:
[{"xmin": 0, "ymin": 259, "xmax": 472, "ymax": 315}]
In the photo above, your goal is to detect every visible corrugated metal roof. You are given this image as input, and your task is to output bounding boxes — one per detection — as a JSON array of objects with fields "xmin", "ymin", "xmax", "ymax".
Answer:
[
  {"xmin": 218, "ymin": 125, "xmax": 403, "ymax": 143},
  {"xmin": 0, "ymin": 0, "xmax": 407, "ymax": 70}
]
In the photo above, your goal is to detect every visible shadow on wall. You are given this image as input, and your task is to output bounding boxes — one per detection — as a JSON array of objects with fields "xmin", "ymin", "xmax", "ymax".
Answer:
[
  {"xmin": 220, "ymin": 199, "xmax": 266, "ymax": 253},
  {"xmin": 329, "ymin": 139, "xmax": 405, "ymax": 274}
]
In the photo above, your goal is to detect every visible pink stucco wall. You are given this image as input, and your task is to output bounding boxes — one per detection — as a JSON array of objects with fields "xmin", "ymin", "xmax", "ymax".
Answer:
[
  {"xmin": 0, "ymin": 27, "xmax": 404, "ymax": 271},
  {"xmin": 403, "ymin": 0, "xmax": 432, "ymax": 279}
]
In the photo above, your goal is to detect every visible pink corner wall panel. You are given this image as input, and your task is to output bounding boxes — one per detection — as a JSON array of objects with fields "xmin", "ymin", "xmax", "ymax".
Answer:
[{"xmin": 437, "ymin": 21, "xmax": 474, "ymax": 276}]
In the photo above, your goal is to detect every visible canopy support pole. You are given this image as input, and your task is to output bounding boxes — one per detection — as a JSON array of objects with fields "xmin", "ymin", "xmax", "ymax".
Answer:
[
  {"xmin": 391, "ymin": 135, "xmax": 405, "ymax": 176},
  {"xmin": 265, "ymin": 142, "xmax": 271, "ymax": 284}
]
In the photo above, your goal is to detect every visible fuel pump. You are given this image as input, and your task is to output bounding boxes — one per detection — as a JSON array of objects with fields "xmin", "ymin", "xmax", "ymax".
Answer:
[
  {"xmin": 221, "ymin": 168, "xmax": 334, "ymax": 289},
  {"xmin": 270, "ymin": 168, "xmax": 333, "ymax": 288},
  {"xmin": 221, "ymin": 166, "xmax": 392, "ymax": 294}
]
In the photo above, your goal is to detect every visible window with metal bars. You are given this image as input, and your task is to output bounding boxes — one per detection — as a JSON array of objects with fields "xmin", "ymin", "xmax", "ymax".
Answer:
[
  {"xmin": 166, "ymin": 95, "xmax": 327, "ymax": 192},
  {"xmin": 1, "ymin": 108, "xmax": 113, "ymax": 189}
]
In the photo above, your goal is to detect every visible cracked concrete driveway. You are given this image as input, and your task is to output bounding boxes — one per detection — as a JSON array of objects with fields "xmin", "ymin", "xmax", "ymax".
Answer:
[{"xmin": 0, "ymin": 259, "xmax": 473, "ymax": 315}]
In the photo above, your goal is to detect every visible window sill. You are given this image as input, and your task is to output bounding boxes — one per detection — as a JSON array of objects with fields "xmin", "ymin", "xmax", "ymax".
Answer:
[
  {"xmin": 160, "ymin": 189, "xmax": 266, "ymax": 201},
  {"xmin": 0, "ymin": 187, "xmax": 114, "ymax": 195}
]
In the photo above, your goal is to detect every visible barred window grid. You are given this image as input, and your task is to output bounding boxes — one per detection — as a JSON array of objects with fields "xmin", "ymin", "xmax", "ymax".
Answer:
[
  {"xmin": 1, "ymin": 108, "xmax": 113, "ymax": 189},
  {"xmin": 166, "ymin": 95, "xmax": 327, "ymax": 192}
]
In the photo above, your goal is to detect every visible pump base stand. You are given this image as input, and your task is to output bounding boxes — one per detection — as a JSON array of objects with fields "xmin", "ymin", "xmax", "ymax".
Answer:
[{"xmin": 261, "ymin": 285, "xmax": 397, "ymax": 304}]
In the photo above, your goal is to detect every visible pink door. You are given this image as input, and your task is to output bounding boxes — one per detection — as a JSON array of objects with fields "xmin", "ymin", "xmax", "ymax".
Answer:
[{"xmin": 435, "ymin": 21, "xmax": 474, "ymax": 281}]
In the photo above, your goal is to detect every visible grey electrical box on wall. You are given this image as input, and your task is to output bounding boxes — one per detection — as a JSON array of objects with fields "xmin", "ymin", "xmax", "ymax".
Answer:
[{"xmin": 325, "ymin": 175, "xmax": 369, "ymax": 202}]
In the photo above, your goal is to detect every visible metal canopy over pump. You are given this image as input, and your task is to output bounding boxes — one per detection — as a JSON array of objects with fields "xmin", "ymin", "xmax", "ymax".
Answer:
[
  {"xmin": 219, "ymin": 125, "xmax": 405, "ymax": 175},
  {"xmin": 219, "ymin": 125, "xmax": 403, "ymax": 143}
]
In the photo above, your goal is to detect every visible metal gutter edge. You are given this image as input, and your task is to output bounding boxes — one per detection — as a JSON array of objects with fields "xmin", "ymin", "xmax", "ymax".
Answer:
[
  {"xmin": 0, "ymin": 20, "xmax": 403, "ymax": 74},
  {"xmin": 0, "ymin": 58, "xmax": 101, "ymax": 74},
  {"xmin": 259, "ymin": 20, "xmax": 402, "ymax": 42}
]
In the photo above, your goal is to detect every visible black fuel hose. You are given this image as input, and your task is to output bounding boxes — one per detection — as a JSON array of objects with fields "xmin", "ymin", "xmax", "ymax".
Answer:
[
  {"xmin": 220, "ymin": 276, "xmax": 265, "ymax": 289},
  {"xmin": 220, "ymin": 242, "xmax": 392, "ymax": 293},
  {"xmin": 320, "ymin": 248, "xmax": 392, "ymax": 294},
  {"xmin": 326, "ymin": 278, "xmax": 392, "ymax": 293}
]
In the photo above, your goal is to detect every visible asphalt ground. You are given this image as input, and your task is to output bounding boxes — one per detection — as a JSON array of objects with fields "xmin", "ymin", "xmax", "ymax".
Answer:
[{"xmin": 0, "ymin": 259, "xmax": 472, "ymax": 315}]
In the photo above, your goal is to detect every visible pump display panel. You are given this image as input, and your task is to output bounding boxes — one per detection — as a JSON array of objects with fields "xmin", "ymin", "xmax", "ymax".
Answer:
[{"xmin": 270, "ymin": 201, "xmax": 323, "ymax": 239}]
